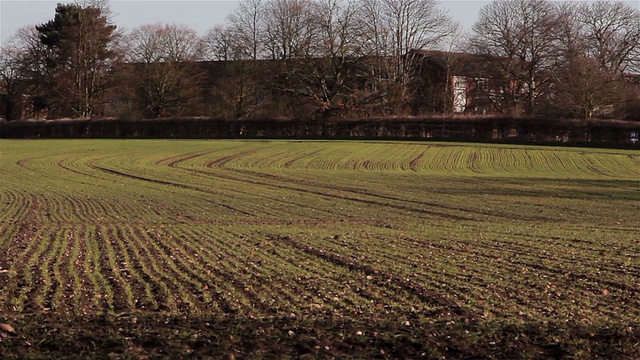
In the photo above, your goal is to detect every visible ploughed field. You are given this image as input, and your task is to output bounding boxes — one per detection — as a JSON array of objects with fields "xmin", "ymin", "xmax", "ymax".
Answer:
[{"xmin": 1, "ymin": 140, "xmax": 639, "ymax": 358}]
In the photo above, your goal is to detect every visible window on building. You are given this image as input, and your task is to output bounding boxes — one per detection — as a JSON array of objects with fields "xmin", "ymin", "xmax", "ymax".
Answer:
[
  {"xmin": 476, "ymin": 78, "xmax": 489, "ymax": 92},
  {"xmin": 454, "ymin": 76, "xmax": 466, "ymax": 90}
]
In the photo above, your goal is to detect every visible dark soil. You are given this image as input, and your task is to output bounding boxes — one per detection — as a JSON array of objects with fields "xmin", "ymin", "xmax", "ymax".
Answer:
[{"xmin": 1, "ymin": 313, "xmax": 638, "ymax": 359}]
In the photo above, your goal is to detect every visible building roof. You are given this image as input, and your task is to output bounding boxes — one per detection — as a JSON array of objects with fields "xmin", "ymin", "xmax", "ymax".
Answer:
[{"xmin": 411, "ymin": 49, "xmax": 506, "ymax": 79}]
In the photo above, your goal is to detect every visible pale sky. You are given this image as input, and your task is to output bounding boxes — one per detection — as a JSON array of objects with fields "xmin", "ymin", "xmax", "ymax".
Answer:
[
  {"xmin": 1, "ymin": 0, "xmax": 490, "ymax": 45},
  {"xmin": 1, "ymin": 1, "xmax": 638, "ymax": 46}
]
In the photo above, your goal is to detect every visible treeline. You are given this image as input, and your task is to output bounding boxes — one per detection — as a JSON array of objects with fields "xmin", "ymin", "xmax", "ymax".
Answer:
[{"xmin": 0, "ymin": 0, "xmax": 638, "ymax": 121}]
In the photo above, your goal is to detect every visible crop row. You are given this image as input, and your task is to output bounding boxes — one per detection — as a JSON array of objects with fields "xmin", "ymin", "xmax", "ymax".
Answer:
[
  {"xmin": 1, "ymin": 140, "xmax": 638, "ymax": 327},
  {"xmin": 259, "ymin": 221, "xmax": 639, "ymax": 323},
  {"xmin": 0, "ymin": 222, "xmax": 446, "ymax": 318}
]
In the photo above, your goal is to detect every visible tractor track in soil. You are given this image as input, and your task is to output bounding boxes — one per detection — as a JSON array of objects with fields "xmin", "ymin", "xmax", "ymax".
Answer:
[{"xmin": 264, "ymin": 233, "xmax": 476, "ymax": 319}]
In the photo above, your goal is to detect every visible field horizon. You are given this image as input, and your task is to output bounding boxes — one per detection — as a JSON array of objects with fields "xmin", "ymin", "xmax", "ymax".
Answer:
[{"xmin": 1, "ymin": 140, "xmax": 638, "ymax": 358}]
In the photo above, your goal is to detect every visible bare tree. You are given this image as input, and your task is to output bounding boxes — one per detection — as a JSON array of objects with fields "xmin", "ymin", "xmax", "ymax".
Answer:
[
  {"xmin": 384, "ymin": 0, "xmax": 456, "ymax": 86},
  {"xmin": 0, "ymin": 27, "xmax": 46, "ymax": 120},
  {"xmin": 357, "ymin": 0, "xmax": 390, "ymax": 59},
  {"xmin": 577, "ymin": 1, "xmax": 640, "ymax": 75},
  {"xmin": 282, "ymin": 0, "xmax": 368, "ymax": 119},
  {"xmin": 469, "ymin": 0, "xmax": 560, "ymax": 115},
  {"xmin": 127, "ymin": 23, "xmax": 203, "ymax": 63},
  {"xmin": 202, "ymin": 23, "xmax": 267, "ymax": 118},
  {"xmin": 126, "ymin": 23, "xmax": 204, "ymax": 118},
  {"xmin": 262, "ymin": 0, "xmax": 316, "ymax": 60},
  {"xmin": 543, "ymin": 2, "xmax": 637, "ymax": 119},
  {"xmin": 549, "ymin": 55, "xmax": 624, "ymax": 118},
  {"xmin": 201, "ymin": 0, "xmax": 270, "ymax": 117},
  {"xmin": 226, "ymin": 0, "xmax": 265, "ymax": 60},
  {"xmin": 0, "ymin": 41, "xmax": 29, "ymax": 120},
  {"xmin": 4, "ymin": 27, "xmax": 55, "ymax": 119},
  {"xmin": 357, "ymin": 0, "xmax": 456, "ymax": 81},
  {"xmin": 356, "ymin": 0, "xmax": 457, "ymax": 113},
  {"xmin": 203, "ymin": 25, "xmax": 241, "ymax": 61},
  {"xmin": 211, "ymin": 60, "xmax": 269, "ymax": 118}
]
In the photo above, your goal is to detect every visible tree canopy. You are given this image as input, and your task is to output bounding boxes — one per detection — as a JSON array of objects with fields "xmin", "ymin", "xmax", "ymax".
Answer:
[{"xmin": 1, "ymin": 0, "xmax": 638, "ymax": 120}]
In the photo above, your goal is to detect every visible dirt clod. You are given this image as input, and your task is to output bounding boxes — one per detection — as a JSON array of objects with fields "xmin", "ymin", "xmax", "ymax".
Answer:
[{"xmin": 0, "ymin": 324, "xmax": 16, "ymax": 334}]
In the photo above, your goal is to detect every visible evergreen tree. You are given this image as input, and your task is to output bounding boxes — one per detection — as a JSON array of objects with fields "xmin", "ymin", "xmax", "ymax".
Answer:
[{"xmin": 36, "ymin": 2, "xmax": 119, "ymax": 118}]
